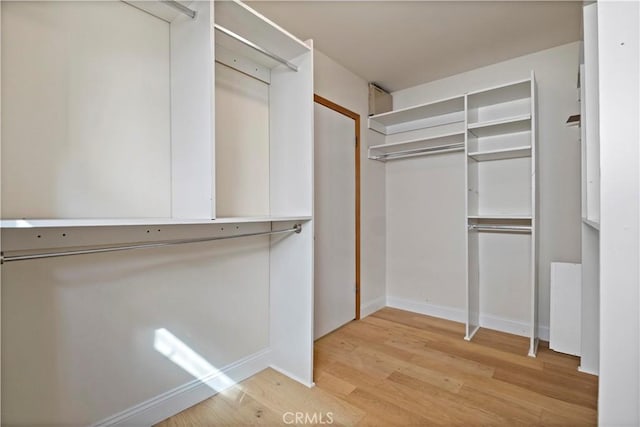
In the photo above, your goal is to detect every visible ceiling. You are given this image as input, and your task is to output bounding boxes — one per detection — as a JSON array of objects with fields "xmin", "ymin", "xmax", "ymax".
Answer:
[{"xmin": 245, "ymin": 1, "xmax": 582, "ymax": 92}]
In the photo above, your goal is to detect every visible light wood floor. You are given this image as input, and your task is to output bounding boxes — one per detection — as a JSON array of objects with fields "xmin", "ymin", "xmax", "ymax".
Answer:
[{"xmin": 156, "ymin": 308, "xmax": 598, "ymax": 426}]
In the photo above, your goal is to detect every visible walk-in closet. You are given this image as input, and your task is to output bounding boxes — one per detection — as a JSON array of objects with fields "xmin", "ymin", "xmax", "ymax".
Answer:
[{"xmin": 1, "ymin": 0, "xmax": 638, "ymax": 425}]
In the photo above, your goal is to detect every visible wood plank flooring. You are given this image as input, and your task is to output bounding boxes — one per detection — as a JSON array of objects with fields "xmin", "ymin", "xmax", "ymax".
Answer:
[{"xmin": 156, "ymin": 308, "xmax": 598, "ymax": 426}]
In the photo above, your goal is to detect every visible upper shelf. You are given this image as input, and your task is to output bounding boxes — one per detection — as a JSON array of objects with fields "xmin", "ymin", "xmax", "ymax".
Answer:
[
  {"xmin": 215, "ymin": 0, "xmax": 310, "ymax": 64},
  {"xmin": 468, "ymin": 114, "xmax": 531, "ymax": 138},
  {"xmin": 0, "ymin": 216, "xmax": 312, "ymax": 229},
  {"xmin": 369, "ymin": 96, "xmax": 465, "ymax": 135},
  {"xmin": 122, "ymin": 0, "xmax": 196, "ymax": 23},
  {"xmin": 467, "ymin": 79, "xmax": 531, "ymax": 109}
]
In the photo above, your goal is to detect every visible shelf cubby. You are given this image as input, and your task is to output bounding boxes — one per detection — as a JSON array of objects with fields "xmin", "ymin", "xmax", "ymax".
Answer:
[
  {"xmin": 468, "ymin": 114, "xmax": 532, "ymax": 138},
  {"xmin": 368, "ymin": 131, "xmax": 465, "ymax": 161},
  {"xmin": 467, "ymin": 79, "xmax": 532, "ymax": 124},
  {"xmin": 368, "ymin": 95, "xmax": 464, "ymax": 135}
]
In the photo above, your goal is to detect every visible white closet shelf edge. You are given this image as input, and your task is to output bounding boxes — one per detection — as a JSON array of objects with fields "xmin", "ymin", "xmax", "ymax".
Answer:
[{"xmin": 0, "ymin": 216, "xmax": 312, "ymax": 229}]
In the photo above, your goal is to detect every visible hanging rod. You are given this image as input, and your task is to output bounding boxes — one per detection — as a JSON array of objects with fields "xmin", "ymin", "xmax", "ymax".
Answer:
[
  {"xmin": 214, "ymin": 24, "xmax": 299, "ymax": 72},
  {"xmin": 369, "ymin": 142, "xmax": 464, "ymax": 161},
  {"xmin": 468, "ymin": 224, "xmax": 531, "ymax": 233},
  {"xmin": 0, "ymin": 224, "xmax": 302, "ymax": 264},
  {"xmin": 161, "ymin": 0, "xmax": 197, "ymax": 19}
]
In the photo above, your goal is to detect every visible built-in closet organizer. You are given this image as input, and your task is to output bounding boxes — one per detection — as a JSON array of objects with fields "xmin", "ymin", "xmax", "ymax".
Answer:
[
  {"xmin": 369, "ymin": 73, "xmax": 538, "ymax": 356},
  {"xmin": 1, "ymin": 0, "xmax": 314, "ymax": 423}
]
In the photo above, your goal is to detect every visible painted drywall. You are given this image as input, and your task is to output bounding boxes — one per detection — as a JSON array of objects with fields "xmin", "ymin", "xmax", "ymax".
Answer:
[
  {"xmin": 388, "ymin": 42, "xmax": 581, "ymax": 335},
  {"xmin": 215, "ymin": 63, "xmax": 270, "ymax": 217},
  {"xmin": 313, "ymin": 50, "xmax": 386, "ymax": 316},
  {"xmin": 1, "ymin": 228, "xmax": 270, "ymax": 425},
  {"xmin": 1, "ymin": 1, "xmax": 172, "ymax": 218},
  {"xmin": 597, "ymin": 0, "xmax": 639, "ymax": 424}
]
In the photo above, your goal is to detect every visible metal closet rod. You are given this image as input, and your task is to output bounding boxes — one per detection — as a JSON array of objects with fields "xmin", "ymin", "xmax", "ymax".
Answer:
[
  {"xmin": 0, "ymin": 224, "xmax": 302, "ymax": 264},
  {"xmin": 468, "ymin": 224, "xmax": 531, "ymax": 232},
  {"xmin": 371, "ymin": 142, "xmax": 464, "ymax": 160},
  {"xmin": 161, "ymin": 0, "xmax": 197, "ymax": 19},
  {"xmin": 214, "ymin": 24, "xmax": 299, "ymax": 72}
]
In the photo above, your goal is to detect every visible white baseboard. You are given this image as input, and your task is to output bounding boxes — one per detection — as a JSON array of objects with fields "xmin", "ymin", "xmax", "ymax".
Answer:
[
  {"xmin": 92, "ymin": 348, "xmax": 271, "ymax": 427},
  {"xmin": 386, "ymin": 296, "xmax": 466, "ymax": 323},
  {"xmin": 386, "ymin": 296, "xmax": 549, "ymax": 341},
  {"xmin": 538, "ymin": 325, "xmax": 550, "ymax": 342},
  {"xmin": 578, "ymin": 365, "xmax": 599, "ymax": 376},
  {"xmin": 269, "ymin": 365, "xmax": 315, "ymax": 388},
  {"xmin": 360, "ymin": 296, "xmax": 386, "ymax": 318}
]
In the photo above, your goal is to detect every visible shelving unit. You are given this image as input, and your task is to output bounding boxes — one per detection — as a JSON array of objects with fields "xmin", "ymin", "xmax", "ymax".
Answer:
[
  {"xmin": 465, "ymin": 73, "xmax": 538, "ymax": 357},
  {"xmin": 367, "ymin": 72, "xmax": 539, "ymax": 357},
  {"xmin": 1, "ymin": 1, "xmax": 315, "ymax": 424},
  {"xmin": 367, "ymin": 96, "xmax": 465, "ymax": 161}
]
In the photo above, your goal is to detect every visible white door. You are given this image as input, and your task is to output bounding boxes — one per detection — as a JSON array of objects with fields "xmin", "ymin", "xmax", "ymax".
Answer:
[{"xmin": 314, "ymin": 102, "xmax": 356, "ymax": 339}]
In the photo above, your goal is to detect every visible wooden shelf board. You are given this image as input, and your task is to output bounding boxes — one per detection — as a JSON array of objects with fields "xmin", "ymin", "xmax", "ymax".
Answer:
[{"xmin": 468, "ymin": 146, "xmax": 531, "ymax": 161}]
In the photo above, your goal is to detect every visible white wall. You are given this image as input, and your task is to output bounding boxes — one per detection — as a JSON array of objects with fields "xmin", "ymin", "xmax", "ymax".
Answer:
[
  {"xmin": 1, "ymin": 225, "xmax": 271, "ymax": 425},
  {"xmin": 215, "ymin": 63, "xmax": 270, "ymax": 217},
  {"xmin": 313, "ymin": 50, "xmax": 386, "ymax": 316},
  {"xmin": 388, "ymin": 42, "xmax": 581, "ymax": 336},
  {"xmin": 597, "ymin": 1, "xmax": 639, "ymax": 424},
  {"xmin": 1, "ymin": 1, "xmax": 172, "ymax": 219}
]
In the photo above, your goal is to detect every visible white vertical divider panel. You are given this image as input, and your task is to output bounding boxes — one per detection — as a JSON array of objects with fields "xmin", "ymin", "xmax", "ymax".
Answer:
[
  {"xmin": 466, "ymin": 231, "xmax": 480, "ymax": 339},
  {"xmin": 529, "ymin": 73, "xmax": 539, "ymax": 356},
  {"xmin": 580, "ymin": 224, "xmax": 600, "ymax": 374},
  {"xmin": 270, "ymin": 221, "xmax": 314, "ymax": 386},
  {"xmin": 170, "ymin": 1, "xmax": 215, "ymax": 219},
  {"xmin": 579, "ymin": 2, "xmax": 600, "ymax": 375},
  {"xmin": 465, "ymin": 94, "xmax": 480, "ymax": 340},
  {"xmin": 597, "ymin": 1, "xmax": 640, "ymax": 423},
  {"xmin": 269, "ymin": 44, "xmax": 314, "ymax": 385},
  {"xmin": 584, "ymin": 3, "xmax": 600, "ymax": 224},
  {"xmin": 550, "ymin": 262, "xmax": 582, "ymax": 355},
  {"xmin": 269, "ymin": 48, "xmax": 314, "ymax": 217}
]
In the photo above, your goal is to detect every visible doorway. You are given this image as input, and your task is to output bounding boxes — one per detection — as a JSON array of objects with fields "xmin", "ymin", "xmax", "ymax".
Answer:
[{"xmin": 313, "ymin": 94, "xmax": 360, "ymax": 339}]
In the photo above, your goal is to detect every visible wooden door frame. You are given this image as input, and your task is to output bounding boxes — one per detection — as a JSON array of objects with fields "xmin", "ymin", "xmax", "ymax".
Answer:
[{"xmin": 313, "ymin": 94, "xmax": 361, "ymax": 320}]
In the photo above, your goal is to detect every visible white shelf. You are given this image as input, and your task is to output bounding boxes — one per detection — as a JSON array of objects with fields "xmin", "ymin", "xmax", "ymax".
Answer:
[
  {"xmin": 582, "ymin": 217, "xmax": 600, "ymax": 231},
  {"xmin": 467, "ymin": 214, "xmax": 532, "ymax": 220},
  {"xmin": 468, "ymin": 146, "xmax": 532, "ymax": 161},
  {"xmin": 369, "ymin": 96, "xmax": 464, "ymax": 135},
  {"xmin": 122, "ymin": 1, "xmax": 194, "ymax": 23},
  {"xmin": 468, "ymin": 114, "xmax": 532, "ymax": 138},
  {"xmin": 0, "ymin": 216, "xmax": 311, "ymax": 229},
  {"xmin": 467, "ymin": 78, "xmax": 531, "ymax": 107},
  {"xmin": 215, "ymin": 0, "xmax": 310, "ymax": 64},
  {"xmin": 368, "ymin": 131, "xmax": 465, "ymax": 160}
]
